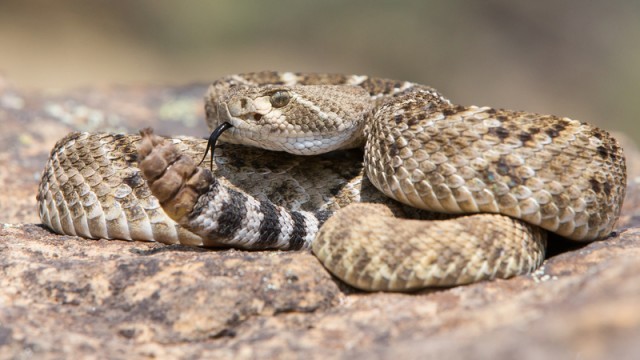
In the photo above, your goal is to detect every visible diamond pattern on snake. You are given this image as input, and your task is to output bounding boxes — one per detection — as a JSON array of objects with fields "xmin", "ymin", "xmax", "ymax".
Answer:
[{"xmin": 37, "ymin": 71, "xmax": 626, "ymax": 291}]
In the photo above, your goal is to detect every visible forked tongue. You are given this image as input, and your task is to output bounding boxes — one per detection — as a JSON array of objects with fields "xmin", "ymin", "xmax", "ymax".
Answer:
[{"xmin": 197, "ymin": 122, "xmax": 233, "ymax": 170}]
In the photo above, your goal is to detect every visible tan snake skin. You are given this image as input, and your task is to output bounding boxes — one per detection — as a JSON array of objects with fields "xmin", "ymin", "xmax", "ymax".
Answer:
[{"xmin": 38, "ymin": 72, "xmax": 626, "ymax": 291}]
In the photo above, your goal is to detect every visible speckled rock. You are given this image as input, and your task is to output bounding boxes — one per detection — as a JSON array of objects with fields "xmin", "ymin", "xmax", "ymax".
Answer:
[{"xmin": 1, "ymin": 77, "xmax": 639, "ymax": 359}]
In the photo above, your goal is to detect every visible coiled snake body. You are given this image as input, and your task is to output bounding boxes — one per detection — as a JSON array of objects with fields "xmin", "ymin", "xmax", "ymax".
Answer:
[{"xmin": 37, "ymin": 72, "xmax": 626, "ymax": 291}]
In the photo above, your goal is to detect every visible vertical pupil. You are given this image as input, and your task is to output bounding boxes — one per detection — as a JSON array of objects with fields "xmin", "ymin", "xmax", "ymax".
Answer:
[{"xmin": 272, "ymin": 91, "xmax": 289, "ymax": 107}]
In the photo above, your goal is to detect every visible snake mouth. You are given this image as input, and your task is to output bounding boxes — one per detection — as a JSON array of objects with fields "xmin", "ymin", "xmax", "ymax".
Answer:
[{"xmin": 198, "ymin": 122, "xmax": 234, "ymax": 170}]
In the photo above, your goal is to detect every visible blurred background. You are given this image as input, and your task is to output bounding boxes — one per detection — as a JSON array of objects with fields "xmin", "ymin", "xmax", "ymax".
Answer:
[{"xmin": 0, "ymin": 0, "xmax": 638, "ymax": 141}]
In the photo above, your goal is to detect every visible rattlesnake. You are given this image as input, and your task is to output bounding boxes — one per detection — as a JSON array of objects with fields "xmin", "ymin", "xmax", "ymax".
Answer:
[{"xmin": 37, "ymin": 72, "xmax": 626, "ymax": 291}]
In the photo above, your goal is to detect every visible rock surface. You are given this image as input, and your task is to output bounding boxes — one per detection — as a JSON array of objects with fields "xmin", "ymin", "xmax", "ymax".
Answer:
[{"xmin": 1, "ymin": 77, "xmax": 639, "ymax": 359}]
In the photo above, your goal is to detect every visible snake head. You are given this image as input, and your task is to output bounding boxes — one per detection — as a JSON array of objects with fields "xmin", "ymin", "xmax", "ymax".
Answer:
[{"xmin": 205, "ymin": 83, "xmax": 373, "ymax": 155}]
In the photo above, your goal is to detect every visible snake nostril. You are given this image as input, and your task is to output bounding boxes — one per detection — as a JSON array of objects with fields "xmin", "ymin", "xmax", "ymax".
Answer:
[
  {"xmin": 240, "ymin": 98, "xmax": 248, "ymax": 107},
  {"xmin": 253, "ymin": 113, "xmax": 262, "ymax": 121}
]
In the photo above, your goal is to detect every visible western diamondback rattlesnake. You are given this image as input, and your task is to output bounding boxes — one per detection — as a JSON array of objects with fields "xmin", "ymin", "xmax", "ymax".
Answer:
[{"xmin": 37, "ymin": 72, "xmax": 626, "ymax": 292}]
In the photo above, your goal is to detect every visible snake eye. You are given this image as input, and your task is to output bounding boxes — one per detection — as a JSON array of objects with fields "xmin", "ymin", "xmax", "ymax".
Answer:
[{"xmin": 270, "ymin": 90, "xmax": 290, "ymax": 108}]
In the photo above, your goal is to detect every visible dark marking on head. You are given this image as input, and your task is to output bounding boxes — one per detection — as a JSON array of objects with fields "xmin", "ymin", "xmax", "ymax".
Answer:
[
  {"xmin": 296, "ymin": 73, "xmax": 349, "ymax": 85},
  {"xmin": 529, "ymin": 127, "xmax": 541, "ymax": 135},
  {"xmin": 603, "ymin": 181, "xmax": 612, "ymax": 197},
  {"xmin": 497, "ymin": 115, "xmax": 508, "ymax": 122},
  {"xmin": 394, "ymin": 115, "xmax": 403, "ymax": 124},
  {"xmin": 250, "ymin": 71, "xmax": 286, "ymax": 85}
]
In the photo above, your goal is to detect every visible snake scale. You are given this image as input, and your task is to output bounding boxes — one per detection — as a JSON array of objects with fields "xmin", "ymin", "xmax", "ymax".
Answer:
[{"xmin": 37, "ymin": 72, "xmax": 626, "ymax": 291}]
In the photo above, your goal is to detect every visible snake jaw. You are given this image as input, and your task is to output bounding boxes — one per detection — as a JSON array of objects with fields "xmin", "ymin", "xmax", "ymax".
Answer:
[
  {"xmin": 217, "ymin": 103, "xmax": 361, "ymax": 155},
  {"xmin": 206, "ymin": 84, "xmax": 373, "ymax": 155}
]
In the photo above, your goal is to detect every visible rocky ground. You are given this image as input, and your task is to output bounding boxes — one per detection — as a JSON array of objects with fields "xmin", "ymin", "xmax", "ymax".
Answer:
[{"xmin": 1, "ymin": 78, "xmax": 639, "ymax": 359}]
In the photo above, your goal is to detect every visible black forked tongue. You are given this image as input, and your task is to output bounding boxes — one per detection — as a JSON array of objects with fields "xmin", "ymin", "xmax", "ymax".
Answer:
[{"xmin": 198, "ymin": 122, "xmax": 233, "ymax": 170}]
